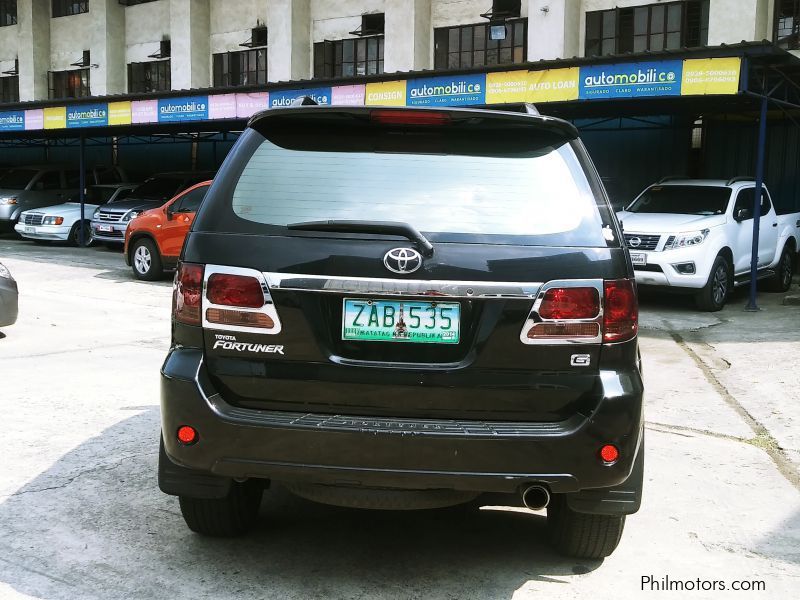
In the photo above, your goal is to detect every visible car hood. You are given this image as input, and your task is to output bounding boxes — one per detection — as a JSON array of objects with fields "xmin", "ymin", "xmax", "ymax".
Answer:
[
  {"xmin": 96, "ymin": 198, "xmax": 163, "ymax": 213},
  {"xmin": 617, "ymin": 211, "xmax": 727, "ymax": 233},
  {"xmin": 22, "ymin": 202, "xmax": 101, "ymax": 217}
]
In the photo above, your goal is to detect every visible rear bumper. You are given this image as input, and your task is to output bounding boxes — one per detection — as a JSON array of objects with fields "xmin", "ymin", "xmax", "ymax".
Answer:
[
  {"xmin": 0, "ymin": 280, "xmax": 19, "ymax": 327},
  {"xmin": 161, "ymin": 348, "xmax": 644, "ymax": 500}
]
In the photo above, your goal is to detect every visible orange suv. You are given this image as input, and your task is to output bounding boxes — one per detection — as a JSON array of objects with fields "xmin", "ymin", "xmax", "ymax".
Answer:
[{"xmin": 124, "ymin": 181, "xmax": 211, "ymax": 280}]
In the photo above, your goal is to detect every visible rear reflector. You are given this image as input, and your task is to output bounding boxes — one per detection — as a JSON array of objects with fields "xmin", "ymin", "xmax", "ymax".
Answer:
[
  {"xmin": 599, "ymin": 444, "xmax": 619, "ymax": 464},
  {"xmin": 370, "ymin": 109, "xmax": 451, "ymax": 126},
  {"xmin": 174, "ymin": 262, "xmax": 204, "ymax": 325},
  {"xmin": 538, "ymin": 287, "xmax": 600, "ymax": 320},
  {"xmin": 177, "ymin": 425, "xmax": 198, "ymax": 445},
  {"xmin": 603, "ymin": 279, "xmax": 638, "ymax": 343},
  {"xmin": 527, "ymin": 322, "xmax": 600, "ymax": 339},
  {"xmin": 206, "ymin": 308, "xmax": 275, "ymax": 329},
  {"xmin": 207, "ymin": 273, "xmax": 264, "ymax": 308}
]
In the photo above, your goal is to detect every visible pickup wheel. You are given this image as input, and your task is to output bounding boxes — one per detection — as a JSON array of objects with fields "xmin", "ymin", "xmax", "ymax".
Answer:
[
  {"xmin": 130, "ymin": 238, "xmax": 163, "ymax": 281},
  {"xmin": 547, "ymin": 495, "xmax": 626, "ymax": 559},
  {"xmin": 695, "ymin": 255, "xmax": 731, "ymax": 312},
  {"xmin": 764, "ymin": 244, "xmax": 794, "ymax": 293},
  {"xmin": 178, "ymin": 481, "xmax": 263, "ymax": 537}
]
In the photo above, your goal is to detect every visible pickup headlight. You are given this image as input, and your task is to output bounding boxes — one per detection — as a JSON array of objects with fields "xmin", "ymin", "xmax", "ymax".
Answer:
[
  {"xmin": 42, "ymin": 216, "xmax": 64, "ymax": 225},
  {"xmin": 93, "ymin": 209, "xmax": 101, "ymax": 219},
  {"xmin": 123, "ymin": 210, "xmax": 141, "ymax": 222},
  {"xmin": 664, "ymin": 229, "xmax": 710, "ymax": 250},
  {"xmin": 0, "ymin": 196, "xmax": 18, "ymax": 205}
]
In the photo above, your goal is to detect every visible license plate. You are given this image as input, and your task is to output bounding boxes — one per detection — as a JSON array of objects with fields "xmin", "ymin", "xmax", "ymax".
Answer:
[
  {"xmin": 24, "ymin": 226, "xmax": 35, "ymax": 234},
  {"xmin": 630, "ymin": 252, "xmax": 647, "ymax": 266},
  {"xmin": 342, "ymin": 299, "xmax": 460, "ymax": 344},
  {"xmin": 96, "ymin": 224, "xmax": 113, "ymax": 233}
]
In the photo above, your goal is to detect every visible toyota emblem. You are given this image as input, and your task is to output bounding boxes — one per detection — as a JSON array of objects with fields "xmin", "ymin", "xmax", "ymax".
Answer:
[
  {"xmin": 384, "ymin": 248, "xmax": 423, "ymax": 274},
  {"xmin": 629, "ymin": 237, "xmax": 642, "ymax": 248}
]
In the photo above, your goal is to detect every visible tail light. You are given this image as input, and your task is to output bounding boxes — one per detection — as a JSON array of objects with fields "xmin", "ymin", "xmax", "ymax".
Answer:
[
  {"xmin": 370, "ymin": 109, "xmax": 451, "ymax": 126},
  {"xmin": 603, "ymin": 279, "xmax": 638, "ymax": 343},
  {"xmin": 202, "ymin": 265, "xmax": 282, "ymax": 334},
  {"xmin": 173, "ymin": 262, "xmax": 204, "ymax": 325},
  {"xmin": 520, "ymin": 279, "xmax": 638, "ymax": 345}
]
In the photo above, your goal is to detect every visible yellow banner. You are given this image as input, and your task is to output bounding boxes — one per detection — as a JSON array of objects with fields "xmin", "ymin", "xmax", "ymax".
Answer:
[
  {"xmin": 486, "ymin": 71, "xmax": 529, "ymax": 104},
  {"xmin": 528, "ymin": 67, "xmax": 580, "ymax": 103},
  {"xmin": 365, "ymin": 80, "xmax": 406, "ymax": 106},
  {"xmin": 43, "ymin": 106, "xmax": 66, "ymax": 129},
  {"xmin": 108, "ymin": 101, "xmax": 132, "ymax": 126},
  {"xmin": 681, "ymin": 58, "xmax": 741, "ymax": 96}
]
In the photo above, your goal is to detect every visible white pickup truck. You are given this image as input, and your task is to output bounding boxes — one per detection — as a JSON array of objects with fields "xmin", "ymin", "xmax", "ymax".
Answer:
[{"xmin": 617, "ymin": 178, "xmax": 800, "ymax": 311}]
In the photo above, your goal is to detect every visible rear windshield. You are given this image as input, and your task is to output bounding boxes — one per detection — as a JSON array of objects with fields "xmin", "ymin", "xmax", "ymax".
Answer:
[
  {"xmin": 0, "ymin": 169, "xmax": 37, "ymax": 190},
  {"xmin": 131, "ymin": 177, "xmax": 183, "ymax": 201},
  {"xmin": 627, "ymin": 185, "xmax": 731, "ymax": 215},
  {"xmin": 225, "ymin": 131, "xmax": 609, "ymax": 246}
]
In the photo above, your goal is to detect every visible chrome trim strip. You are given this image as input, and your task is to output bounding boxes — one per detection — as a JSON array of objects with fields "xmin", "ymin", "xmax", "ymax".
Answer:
[{"xmin": 263, "ymin": 272, "xmax": 543, "ymax": 299}]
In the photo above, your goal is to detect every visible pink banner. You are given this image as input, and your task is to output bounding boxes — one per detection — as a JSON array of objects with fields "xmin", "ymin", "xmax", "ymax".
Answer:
[
  {"xmin": 332, "ymin": 84, "xmax": 365, "ymax": 106},
  {"xmin": 24, "ymin": 109, "xmax": 44, "ymax": 130},
  {"xmin": 235, "ymin": 92, "xmax": 269, "ymax": 118},
  {"xmin": 131, "ymin": 99, "xmax": 158, "ymax": 124},
  {"xmin": 209, "ymin": 94, "xmax": 237, "ymax": 119}
]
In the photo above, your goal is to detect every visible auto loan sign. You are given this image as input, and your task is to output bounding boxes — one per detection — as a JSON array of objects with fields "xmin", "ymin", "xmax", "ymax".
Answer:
[{"xmin": 579, "ymin": 60, "xmax": 683, "ymax": 99}]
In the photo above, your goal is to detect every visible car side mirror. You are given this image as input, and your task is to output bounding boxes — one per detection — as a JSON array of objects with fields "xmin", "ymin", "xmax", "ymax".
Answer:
[
  {"xmin": 166, "ymin": 206, "xmax": 174, "ymax": 221},
  {"xmin": 735, "ymin": 208, "xmax": 752, "ymax": 221}
]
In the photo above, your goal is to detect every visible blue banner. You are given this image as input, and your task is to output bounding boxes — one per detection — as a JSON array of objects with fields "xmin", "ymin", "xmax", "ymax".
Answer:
[
  {"xmin": 407, "ymin": 74, "xmax": 486, "ymax": 107},
  {"xmin": 158, "ymin": 96, "xmax": 209, "ymax": 122},
  {"xmin": 579, "ymin": 61, "xmax": 683, "ymax": 100},
  {"xmin": 270, "ymin": 87, "xmax": 332, "ymax": 107},
  {"xmin": 0, "ymin": 110, "xmax": 25, "ymax": 132},
  {"xmin": 66, "ymin": 103, "xmax": 108, "ymax": 128}
]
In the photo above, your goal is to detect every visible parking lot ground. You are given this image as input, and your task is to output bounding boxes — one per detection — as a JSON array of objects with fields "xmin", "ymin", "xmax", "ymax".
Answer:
[{"xmin": 0, "ymin": 235, "xmax": 799, "ymax": 600}]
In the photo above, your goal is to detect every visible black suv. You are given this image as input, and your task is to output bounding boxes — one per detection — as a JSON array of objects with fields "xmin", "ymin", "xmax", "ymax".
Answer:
[{"xmin": 159, "ymin": 106, "xmax": 644, "ymax": 559}]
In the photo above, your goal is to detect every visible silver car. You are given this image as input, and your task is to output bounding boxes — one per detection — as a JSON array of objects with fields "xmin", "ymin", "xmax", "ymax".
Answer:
[
  {"xmin": 0, "ymin": 262, "xmax": 18, "ymax": 328},
  {"xmin": 0, "ymin": 166, "xmax": 79, "ymax": 232}
]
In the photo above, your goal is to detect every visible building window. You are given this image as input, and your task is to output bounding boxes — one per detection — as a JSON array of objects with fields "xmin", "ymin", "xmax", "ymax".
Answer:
[
  {"xmin": 52, "ymin": 0, "xmax": 89, "ymax": 18},
  {"xmin": 585, "ymin": 0, "xmax": 708, "ymax": 57},
  {"xmin": 48, "ymin": 69, "xmax": 90, "ymax": 99},
  {"xmin": 775, "ymin": 0, "xmax": 800, "ymax": 49},
  {"xmin": 0, "ymin": 76, "xmax": 18, "ymax": 103},
  {"xmin": 128, "ymin": 60, "xmax": 170, "ymax": 93},
  {"xmin": 212, "ymin": 49, "xmax": 267, "ymax": 87},
  {"xmin": 313, "ymin": 36, "xmax": 384, "ymax": 78},
  {"xmin": 1, "ymin": 0, "xmax": 17, "ymax": 26},
  {"xmin": 433, "ymin": 19, "xmax": 527, "ymax": 70}
]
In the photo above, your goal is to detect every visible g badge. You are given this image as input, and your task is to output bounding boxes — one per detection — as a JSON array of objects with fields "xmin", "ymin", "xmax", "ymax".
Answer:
[{"xmin": 570, "ymin": 354, "xmax": 591, "ymax": 367}]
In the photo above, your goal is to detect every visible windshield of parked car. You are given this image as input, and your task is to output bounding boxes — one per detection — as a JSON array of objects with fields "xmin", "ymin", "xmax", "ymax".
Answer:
[
  {"xmin": 131, "ymin": 178, "xmax": 183, "ymax": 201},
  {"xmin": 224, "ymin": 132, "xmax": 609, "ymax": 247},
  {"xmin": 0, "ymin": 169, "xmax": 38, "ymax": 190},
  {"xmin": 626, "ymin": 185, "xmax": 731, "ymax": 215}
]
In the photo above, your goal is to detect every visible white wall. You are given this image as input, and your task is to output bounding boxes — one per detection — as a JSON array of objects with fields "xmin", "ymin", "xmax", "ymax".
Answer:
[
  {"xmin": 49, "ymin": 11, "xmax": 92, "ymax": 71},
  {"xmin": 125, "ymin": 0, "xmax": 171, "ymax": 64},
  {"xmin": 0, "ymin": 23, "xmax": 17, "ymax": 68},
  {"xmin": 209, "ymin": 0, "xmax": 268, "ymax": 54}
]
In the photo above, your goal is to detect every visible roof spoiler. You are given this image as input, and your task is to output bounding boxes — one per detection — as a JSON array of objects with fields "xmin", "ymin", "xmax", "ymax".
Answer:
[
  {"xmin": 726, "ymin": 175, "xmax": 755, "ymax": 185},
  {"xmin": 656, "ymin": 175, "xmax": 688, "ymax": 184}
]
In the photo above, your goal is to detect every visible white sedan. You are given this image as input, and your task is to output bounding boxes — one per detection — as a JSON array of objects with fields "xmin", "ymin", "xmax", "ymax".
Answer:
[{"xmin": 14, "ymin": 183, "xmax": 136, "ymax": 246}]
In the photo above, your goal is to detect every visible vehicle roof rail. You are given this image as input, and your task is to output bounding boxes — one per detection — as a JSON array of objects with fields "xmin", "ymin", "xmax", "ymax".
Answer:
[
  {"xmin": 725, "ymin": 175, "xmax": 755, "ymax": 185},
  {"xmin": 657, "ymin": 175, "xmax": 687, "ymax": 184},
  {"xmin": 290, "ymin": 96, "xmax": 319, "ymax": 107}
]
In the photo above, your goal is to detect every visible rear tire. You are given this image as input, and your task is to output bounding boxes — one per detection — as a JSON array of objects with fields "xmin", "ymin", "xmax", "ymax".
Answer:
[
  {"xmin": 179, "ymin": 480, "xmax": 263, "ymax": 537},
  {"xmin": 765, "ymin": 244, "xmax": 794, "ymax": 292},
  {"xmin": 130, "ymin": 238, "xmax": 163, "ymax": 281},
  {"xmin": 547, "ymin": 495, "xmax": 626, "ymax": 559},
  {"xmin": 695, "ymin": 255, "xmax": 731, "ymax": 312}
]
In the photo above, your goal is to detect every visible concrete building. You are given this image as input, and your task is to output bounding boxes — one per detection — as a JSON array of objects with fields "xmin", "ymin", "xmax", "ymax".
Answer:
[{"xmin": 0, "ymin": 0, "xmax": 795, "ymax": 105}]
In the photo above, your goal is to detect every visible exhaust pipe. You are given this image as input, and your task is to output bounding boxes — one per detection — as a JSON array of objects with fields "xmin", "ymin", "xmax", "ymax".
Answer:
[{"xmin": 521, "ymin": 485, "xmax": 550, "ymax": 510}]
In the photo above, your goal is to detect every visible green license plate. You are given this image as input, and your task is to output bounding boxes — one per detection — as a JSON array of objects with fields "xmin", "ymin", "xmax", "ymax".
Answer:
[{"xmin": 342, "ymin": 299, "xmax": 460, "ymax": 344}]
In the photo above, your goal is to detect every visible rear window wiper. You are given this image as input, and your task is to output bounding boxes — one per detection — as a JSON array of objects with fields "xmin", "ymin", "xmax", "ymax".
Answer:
[{"xmin": 287, "ymin": 220, "xmax": 434, "ymax": 257}]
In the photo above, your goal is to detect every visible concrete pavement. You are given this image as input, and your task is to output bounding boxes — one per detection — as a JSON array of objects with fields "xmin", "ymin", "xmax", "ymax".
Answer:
[{"xmin": 0, "ymin": 236, "xmax": 798, "ymax": 599}]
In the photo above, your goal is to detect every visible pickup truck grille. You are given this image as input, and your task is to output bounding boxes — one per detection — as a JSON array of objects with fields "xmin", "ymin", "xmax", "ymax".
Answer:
[
  {"xmin": 22, "ymin": 214, "xmax": 44, "ymax": 226},
  {"xmin": 624, "ymin": 233, "xmax": 660, "ymax": 251},
  {"xmin": 96, "ymin": 211, "xmax": 125, "ymax": 223}
]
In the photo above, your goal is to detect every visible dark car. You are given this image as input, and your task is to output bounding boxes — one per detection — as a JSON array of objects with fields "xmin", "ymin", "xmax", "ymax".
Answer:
[
  {"xmin": 0, "ymin": 262, "xmax": 18, "ymax": 328},
  {"xmin": 91, "ymin": 171, "xmax": 215, "ymax": 244},
  {"xmin": 159, "ymin": 106, "xmax": 644, "ymax": 559}
]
